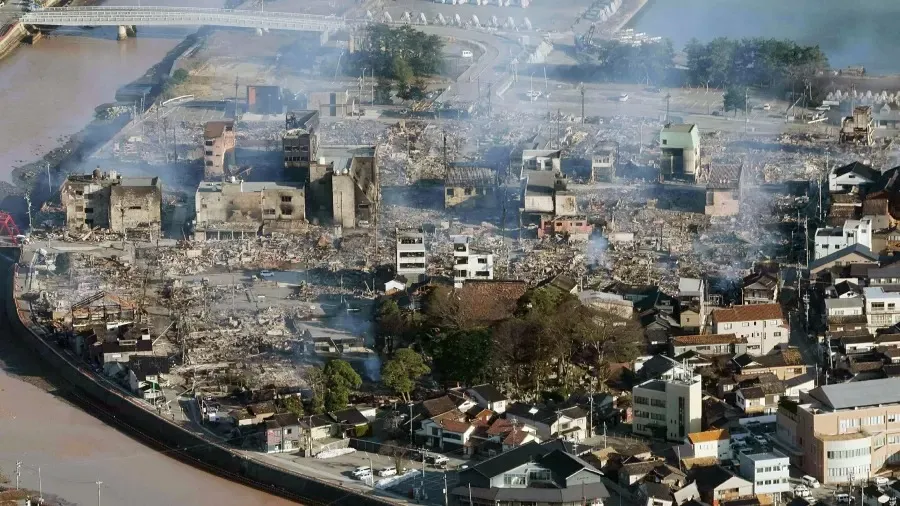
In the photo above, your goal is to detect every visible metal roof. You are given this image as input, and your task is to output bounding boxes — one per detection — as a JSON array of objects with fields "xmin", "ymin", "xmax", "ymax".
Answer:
[{"xmin": 808, "ymin": 377, "xmax": 900, "ymax": 410}]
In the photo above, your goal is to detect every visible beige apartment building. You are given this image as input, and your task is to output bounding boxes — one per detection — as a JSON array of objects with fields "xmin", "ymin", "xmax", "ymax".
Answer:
[
  {"xmin": 776, "ymin": 377, "xmax": 900, "ymax": 484},
  {"xmin": 632, "ymin": 356, "xmax": 702, "ymax": 442}
]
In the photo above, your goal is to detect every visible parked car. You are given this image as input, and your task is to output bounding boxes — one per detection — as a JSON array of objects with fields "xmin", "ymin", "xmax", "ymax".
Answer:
[
  {"xmin": 378, "ymin": 467, "xmax": 397, "ymax": 478},
  {"xmin": 461, "ymin": 50, "xmax": 473, "ymax": 58},
  {"xmin": 260, "ymin": 270, "xmax": 274, "ymax": 277},
  {"xmin": 836, "ymin": 493, "xmax": 854, "ymax": 503},
  {"xmin": 352, "ymin": 466, "xmax": 372, "ymax": 479},
  {"xmin": 874, "ymin": 476, "xmax": 890, "ymax": 486},
  {"xmin": 793, "ymin": 486, "xmax": 810, "ymax": 498},
  {"xmin": 802, "ymin": 475, "xmax": 821, "ymax": 488},
  {"xmin": 618, "ymin": 93, "xmax": 629, "ymax": 102},
  {"xmin": 425, "ymin": 454, "xmax": 449, "ymax": 467}
]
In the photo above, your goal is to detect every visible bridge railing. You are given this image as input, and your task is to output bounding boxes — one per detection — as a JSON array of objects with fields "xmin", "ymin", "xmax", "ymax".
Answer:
[{"xmin": 35, "ymin": 6, "xmax": 346, "ymax": 21}]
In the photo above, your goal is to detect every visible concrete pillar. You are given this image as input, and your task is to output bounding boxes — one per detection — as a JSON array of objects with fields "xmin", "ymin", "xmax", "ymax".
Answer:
[
  {"xmin": 117, "ymin": 25, "xmax": 128, "ymax": 40},
  {"xmin": 126, "ymin": 25, "xmax": 137, "ymax": 37}
]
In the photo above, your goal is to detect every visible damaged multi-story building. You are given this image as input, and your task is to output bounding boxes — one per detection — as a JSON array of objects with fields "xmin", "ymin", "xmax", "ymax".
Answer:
[
  {"xmin": 61, "ymin": 169, "xmax": 162, "ymax": 236},
  {"xmin": 452, "ymin": 235, "xmax": 494, "ymax": 287},
  {"xmin": 203, "ymin": 120, "xmax": 236, "ymax": 179},
  {"xmin": 591, "ymin": 143, "xmax": 617, "ymax": 182},
  {"xmin": 444, "ymin": 163, "xmax": 499, "ymax": 208},
  {"xmin": 396, "ymin": 228, "xmax": 427, "ymax": 282},
  {"xmin": 839, "ymin": 106, "xmax": 875, "ymax": 146},
  {"xmin": 193, "ymin": 179, "xmax": 306, "ymax": 240},
  {"xmin": 308, "ymin": 145, "xmax": 378, "ymax": 228},
  {"xmin": 659, "ymin": 123, "xmax": 702, "ymax": 183},
  {"xmin": 282, "ymin": 110, "xmax": 320, "ymax": 179},
  {"xmin": 521, "ymin": 163, "xmax": 579, "ymax": 236}
]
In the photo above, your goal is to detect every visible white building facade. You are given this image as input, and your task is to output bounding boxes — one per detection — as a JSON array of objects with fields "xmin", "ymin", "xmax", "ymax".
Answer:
[
  {"xmin": 739, "ymin": 451, "xmax": 790, "ymax": 495},
  {"xmin": 814, "ymin": 217, "xmax": 874, "ymax": 260},
  {"xmin": 452, "ymin": 236, "xmax": 494, "ymax": 287},
  {"xmin": 864, "ymin": 287, "xmax": 900, "ymax": 332},
  {"xmin": 712, "ymin": 304, "xmax": 789, "ymax": 356}
]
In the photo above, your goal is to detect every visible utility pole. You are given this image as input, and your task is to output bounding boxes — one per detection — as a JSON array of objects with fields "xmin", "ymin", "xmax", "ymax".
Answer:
[
  {"xmin": 46, "ymin": 162, "xmax": 52, "ymax": 200},
  {"xmin": 38, "ymin": 466, "xmax": 42, "ymax": 501},
  {"xmin": 97, "ymin": 480, "xmax": 103, "ymax": 506},
  {"xmin": 443, "ymin": 473, "xmax": 449, "ymax": 506},
  {"xmin": 487, "ymin": 81, "xmax": 492, "ymax": 116},
  {"xmin": 24, "ymin": 192, "xmax": 32, "ymax": 233},
  {"xmin": 665, "ymin": 93, "xmax": 671, "ymax": 123},
  {"xmin": 580, "ymin": 83, "xmax": 585, "ymax": 124},
  {"xmin": 468, "ymin": 483, "xmax": 473, "ymax": 506},
  {"xmin": 588, "ymin": 389, "xmax": 594, "ymax": 438},
  {"xmin": 744, "ymin": 87, "xmax": 749, "ymax": 133},
  {"xmin": 15, "ymin": 461, "xmax": 20, "ymax": 490}
]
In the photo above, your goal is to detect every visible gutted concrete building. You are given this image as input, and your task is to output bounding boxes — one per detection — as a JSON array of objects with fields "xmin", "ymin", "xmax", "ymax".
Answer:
[
  {"xmin": 282, "ymin": 110, "xmax": 320, "ymax": 179},
  {"xmin": 308, "ymin": 90, "xmax": 356, "ymax": 118},
  {"xmin": 308, "ymin": 145, "xmax": 378, "ymax": 228},
  {"xmin": 193, "ymin": 180, "xmax": 306, "ymax": 240},
  {"xmin": 444, "ymin": 163, "xmax": 498, "ymax": 208},
  {"xmin": 203, "ymin": 120, "xmax": 236, "ymax": 179},
  {"xmin": 61, "ymin": 170, "xmax": 162, "ymax": 236},
  {"xmin": 660, "ymin": 123, "xmax": 701, "ymax": 183},
  {"xmin": 396, "ymin": 228, "xmax": 427, "ymax": 282},
  {"xmin": 522, "ymin": 169, "xmax": 578, "ymax": 219},
  {"xmin": 591, "ymin": 143, "xmax": 617, "ymax": 182},
  {"xmin": 840, "ymin": 106, "xmax": 874, "ymax": 146}
]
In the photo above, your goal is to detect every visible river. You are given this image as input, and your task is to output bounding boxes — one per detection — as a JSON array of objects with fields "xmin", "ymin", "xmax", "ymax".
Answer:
[
  {"xmin": 0, "ymin": 2, "xmax": 298, "ymax": 504},
  {"xmin": 630, "ymin": 0, "xmax": 900, "ymax": 75}
]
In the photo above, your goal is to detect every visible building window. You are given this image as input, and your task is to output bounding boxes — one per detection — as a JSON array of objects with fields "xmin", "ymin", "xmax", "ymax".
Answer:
[
  {"xmin": 129, "ymin": 206, "xmax": 142, "ymax": 210},
  {"xmin": 281, "ymin": 196, "xmax": 292, "ymax": 203},
  {"xmin": 464, "ymin": 188, "xmax": 472, "ymax": 196},
  {"xmin": 263, "ymin": 209, "xmax": 276, "ymax": 216},
  {"xmin": 446, "ymin": 188, "xmax": 454, "ymax": 197},
  {"xmin": 206, "ymin": 161, "xmax": 214, "ymax": 166},
  {"xmin": 205, "ymin": 150, "xmax": 213, "ymax": 156},
  {"xmin": 85, "ymin": 208, "xmax": 94, "ymax": 214},
  {"xmin": 75, "ymin": 206, "xmax": 84, "ymax": 212},
  {"xmin": 503, "ymin": 474, "xmax": 526, "ymax": 486}
]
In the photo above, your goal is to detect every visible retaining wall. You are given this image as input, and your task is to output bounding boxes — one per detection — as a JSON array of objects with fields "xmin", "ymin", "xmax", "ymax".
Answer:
[{"xmin": 3, "ymin": 253, "xmax": 392, "ymax": 506}]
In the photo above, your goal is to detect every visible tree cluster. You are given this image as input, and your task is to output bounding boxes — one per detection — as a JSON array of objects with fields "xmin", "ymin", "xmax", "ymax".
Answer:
[
  {"xmin": 375, "ymin": 285, "xmax": 643, "ymax": 402},
  {"xmin": 351, "ymin": 25, "xmax": 443, "ymax": 83},
  {"xmin": 589, "ymin": 40, "xmax": 675, "ymax": 85},
  {"xmin": 684, "ymin": 37, "xmax": 828, "ymax": 93}
]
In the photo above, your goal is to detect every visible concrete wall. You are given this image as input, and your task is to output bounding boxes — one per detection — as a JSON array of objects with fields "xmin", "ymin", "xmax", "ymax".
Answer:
[
  {"xmin": 109, "ymin": 185, "xmax": 162, "ymax": 233},
  {"xmin": 3, "ymin": 255, "xmax": 390, "ymax": 506}
]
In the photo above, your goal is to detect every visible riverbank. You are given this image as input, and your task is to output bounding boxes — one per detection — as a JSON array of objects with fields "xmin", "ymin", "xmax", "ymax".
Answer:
[{"xmin": 600, "ymin": 0, "xmax": 650, "ymax": 35}]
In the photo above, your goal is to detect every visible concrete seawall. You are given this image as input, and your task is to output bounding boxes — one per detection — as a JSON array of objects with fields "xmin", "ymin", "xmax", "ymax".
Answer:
[{"xmin": 2, "ymin": 250, "xmax": 392, "ymax": 506}]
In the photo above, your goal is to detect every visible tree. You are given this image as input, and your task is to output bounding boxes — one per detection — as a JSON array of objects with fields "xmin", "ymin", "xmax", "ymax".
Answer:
[
  {"xmin": 374, "ymin": 79, "xmax": 393, "ymax": 105},
  {"xmin": 382, "ymin": 348, "xmax": 430, "ymax": 402},
  {"xmin": 323, "ymin": 359, "xmax": 361, "ymax": 412},
  {"xmin": 392, "ymin": 56, "xmax": 414, "ymax": 86},
  {"xmin": 304, "ymin": 366, "xmax": 326, "ymax": 414},
  {"xmin": 723, "ymin": 85, "xmax": 748, "ymax": 116},
  {"xmin": 282, "ymin": 395, "xmax": 304, "ymax": 416},
  {"xmin": 430, "ymin": 329, "xmax": 492, "ymax": 385}
]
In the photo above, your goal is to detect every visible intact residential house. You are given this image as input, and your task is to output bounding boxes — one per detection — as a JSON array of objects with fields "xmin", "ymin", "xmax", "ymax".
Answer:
[
  {"xmin": 867, "ymin": 262, "xmax": 900, "ymax": 290},
  {"xmin": 678, "ymin": 277, "xmax": 707, "ymax": 331},
  {"xmin": 825, "ymin": 297, "xmax": 865, "ymax": 331},
  {"xmin": 687, "ymin": 429, "xmax": 731, "ymax": 460},
  {"xmin": 193, "ymin": 180, "xmax": 306, "ymax": 240},
  {"xmin": 632, "ymin": 355, "xmax": 702, "ymax": 442},
  {"xmin": 504, "ymin": 403, "xmax": 588, "ymax": 441},
  {"xmin": 444, "ymin": 163, "xmax": 498, "ymax": 208},
  {"xmin": 862, "ymin": 165, "xmax": 900, "ymax": 231},
  {"xmin": 829, "ymin": 161, "xmax": 880, "ymax": 193},
  {"xmin": 736, "ymin": 381, "xmax": 783, "ymax": 414},
  {"xmin": 689, "ymin": 465, "xmax": 753, "ymax": 506},
  {"xmin": 467, "ymin": 384, "xmax": 508, "ymax": 414},
  {"xmin": 814, "ymin": 217, "xmax": 874, "ymax": 260},
  {"xmin": 741, "ymin": 271, "xmax": 779, "ymax": 305},
  {"xmin": 775, "ymin": 377, "xmax": 900, "ymax": 484},
  {"xmin": 864, "ymin": 287, "xmax": 900, "ymax": 332},
  {"xmin": 671, "ymin": 334, "xmax": 747, "ymax": 357},
  {"xmin": 330, "ymin": 407, "xmax": 370, "ymax": 437},
  {"xmin": 705, "ymin": 164, "xmax": 742, "ymax": 217},
  {"xmin": 809, "ymin": 244, "xmax": 879, "ymax": 278},
  {"xmin": 61, "ymin": 171, "xmax": 162, "ymax": 235},
  {"xmin": 641, "ymin": 309, "xmax": 681, "ymax": 351},
  {"xmin": 639, "ymin": 482, "xmax": 675, "ymax": 506},
  {"xmin": 265, "ymin": 413, "xmax": 303, "ymax": 453},
  {"xmin": 840, "ymin": 333, "xmax": 876, "ymax": 354},
  {"xmin": 731, "ymin": 349, "xmax": 807, "ymax": 381},
  {"xmin": 203, "ymin": 120, "xmax": 236, "ymax": 178},
  {"xmin": 452, "ymin": 441, "xmax": 609, "ymax": 506},
  {"xmin": 711, "ymin": 304, "xmax": 788, "ymax": 356}
]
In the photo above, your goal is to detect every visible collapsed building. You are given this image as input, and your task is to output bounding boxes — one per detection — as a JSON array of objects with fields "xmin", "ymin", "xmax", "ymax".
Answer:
[
  {"xmin": 193, "ymin": 180, "xmax": 306, "ymax": 240},
  {"xmin": 246, "ymin": 85, "xmax": 283, "ymax": 115},
  {"xmin": 203, "ymin": 120, "xmax": 236, "ymax": 179},
  {"xmin": 839, "ymin": 106, "xmax": 875, "ymax": 146},
  {"xmin": 61, "ymin": 170, "xmax": 162, "ymax": 236},
  {"xmin": 283, "ymin": 110, "xmax": 320, "ymax": 179},
  {"xmin": 659, "ymin": 123, "xmax": 702, "ymax": 183}
]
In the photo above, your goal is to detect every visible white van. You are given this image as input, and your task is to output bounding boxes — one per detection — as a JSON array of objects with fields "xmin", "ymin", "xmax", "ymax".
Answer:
[
  {"xmin": 461, "ymin": 50, "xmax": 473, "ymax": 58},
  {"xmin": 352, "ymin": 466, "xmax": 372, "ymax": 479},
  {"xmin": 618, "ymin": 93, "xmax": 629, "ymax": 102},
  {"xmin": 874, "ymin": 476, "xmax": 890, "ymax": 486},
  {"xmin": 802, "ymin": 475, "xmax": 821, "ymax": 488}
]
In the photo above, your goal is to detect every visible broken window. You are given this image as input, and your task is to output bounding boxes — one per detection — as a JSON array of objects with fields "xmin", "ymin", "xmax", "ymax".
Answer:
[
  {"xmin": 263, "ymin": 209, "xmax": 276, "ymax": 216},
  {"xmin": 464, "ymin": 188, "xmax": 473, "ymax": 196},
  {"xmin": 205, "ymin": 151, "xmax": 214, "ymax": 156},
  {"xmin": 75, "ymin": 190, "xmax": 84, "ymax": 196},
  {"xmin": 281, "ymin": 196, "xmax": 292, "ymax": 203},
  {"xmin": 129, "ymin": 206, "xmax": 142, "ymax": 210},
  {"xmin": 75, "ymin": 206, "xmax": 84, "ymax": 212},
  {"xmin": 446, "ymin": 188, "xmax": 454, "ymax": 197},
  {"xmin": 85, "ymin": 208, "xmax": 94, "ymax": 214},
  {"xmin": 477, "ymin": 258, "xmax": 487, "ymax": 264},
  {"xmin": 206, "ymin": 161, "xmax": 214, "ymax": 166},
  {"xmin": 205, "ymin": 140, "xmax": 214, "ymax": 146}
]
